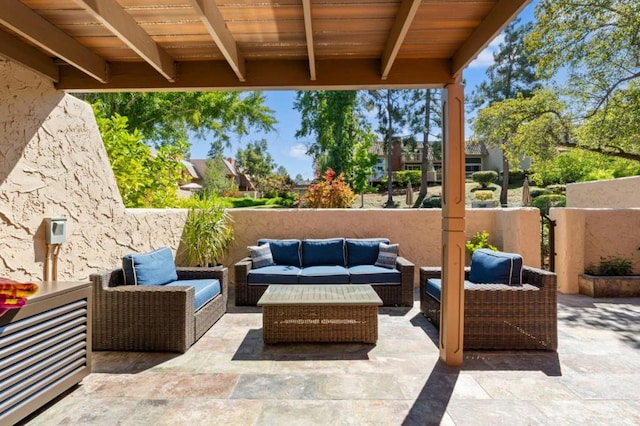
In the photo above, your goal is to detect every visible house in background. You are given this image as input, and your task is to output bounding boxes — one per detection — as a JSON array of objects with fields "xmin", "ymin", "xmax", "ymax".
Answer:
[{"xmin": 180, "ymin": 158, "xmax": 256, "ymax": 195}]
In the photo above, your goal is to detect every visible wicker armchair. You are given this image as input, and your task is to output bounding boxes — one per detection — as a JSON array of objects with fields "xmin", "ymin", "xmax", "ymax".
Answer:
[
  {"xmin": 420, "ymin": 266, "xmax": 557, "ymax": 350},
  {"xmin": 90, "ymin": 266, "xmax": 228, "ymax": 352}
]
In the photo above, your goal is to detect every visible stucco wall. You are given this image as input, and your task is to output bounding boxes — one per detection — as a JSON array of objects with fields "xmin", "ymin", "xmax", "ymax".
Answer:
[
  {"xmin": 0, "ymin": 60, "xmax": 187, "ymax": 282},
  {"xmin": 550, "ymin": 207, "xmax": 640, "ymax": 293},
  {"xmin": 566, "ymin": 176, "xmax": 640, "ymax": 208}
]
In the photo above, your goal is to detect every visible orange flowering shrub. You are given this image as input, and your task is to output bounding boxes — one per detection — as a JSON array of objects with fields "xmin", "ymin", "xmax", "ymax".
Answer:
[{"xmin": 303, "ymin": 168, "xmax": 356, "ymax": 208}]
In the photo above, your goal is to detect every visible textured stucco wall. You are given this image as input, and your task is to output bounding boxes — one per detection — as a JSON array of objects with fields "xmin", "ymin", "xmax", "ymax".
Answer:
[
  {"xmin": 550, "ymin": 208, "xmax": 640, "ymax": 293},
  {"xmin": 0, "ymin": 60, "xmax": 187, "ymax": 282},
  {"xmin": 567, "ymin": 176, "xmax": 640, "ymax": 208}
]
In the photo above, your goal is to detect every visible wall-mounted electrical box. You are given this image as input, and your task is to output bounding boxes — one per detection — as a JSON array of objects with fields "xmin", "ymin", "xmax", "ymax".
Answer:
[{"xmin": 44, "ymin": 217, "xmax": 67, "ymax": 244}]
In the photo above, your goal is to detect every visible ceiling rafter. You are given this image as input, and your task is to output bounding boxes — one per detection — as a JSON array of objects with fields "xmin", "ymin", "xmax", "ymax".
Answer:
[
  {"xmin": 302, "ymin": 0, "xmax": 316, "ymax": 80},
  {"xmin": 381, "ymin": 0, "xmax": 422, "ymax": 80},
  {"xmin": 74, "ymin": 0, "xmax": 177, "ymax": 83},
  {"xmin": 0, "ymin": 0, "xmax": 108, "ymax": 83},
  {"xmin": 188, "ymin": 0, "xmax": 246, "ymax": 82},
  {"xmin": 452, "ymin": 0, "xmax": 531, "ymax": 77},
  {"xmin": 0, "ymin": 31, "xmax": 58, "ymax": 82}
]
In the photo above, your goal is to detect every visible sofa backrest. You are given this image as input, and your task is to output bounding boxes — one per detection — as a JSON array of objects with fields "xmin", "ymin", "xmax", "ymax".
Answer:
[
  {"xmin": 258, "ymin": 239, "xmax": 301, "ymax": 266},
  {"xmin": 301, "ymin": 238, "xmax": 345, "ymax": 266},
  {"xmin": 346, "ymin": 238, "xmax": 390, "ymax": 266},
  {"xmin": 469, "ymin": 248, "xmax": 523, "ymax": 286}
]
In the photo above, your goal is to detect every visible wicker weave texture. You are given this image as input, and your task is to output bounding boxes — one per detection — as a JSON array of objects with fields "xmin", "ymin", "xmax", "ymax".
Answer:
[
  {"xmin": 262, "ymin": 304, "xmax": 378, "ymax": 343},
  {"xmin": 234, "ymin": 256, "xmax": 414, "ymax": 307},
  {"xmin": 90, "ymin": 266, "xmax": 228, "ymax": 352},
  {"xmin": 419, "ymin": 266, "xmax": 558, "ymax": 351}
]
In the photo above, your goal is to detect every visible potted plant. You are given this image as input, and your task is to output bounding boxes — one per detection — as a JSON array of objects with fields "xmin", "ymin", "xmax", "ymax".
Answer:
[
  {"xmin": 471, "ymin": 190, "xmax": 499, "ymax": 208},
  {"xmin": 579, "ymin": 256, "xmax": 640, "ymax": 297},
  {"xmin": 181, "ymin": 198, "xmax": 234, "ymax": 267},
  {"xmin": 465, "ymin": 231, "xmax": 497, "ymax": 264}
]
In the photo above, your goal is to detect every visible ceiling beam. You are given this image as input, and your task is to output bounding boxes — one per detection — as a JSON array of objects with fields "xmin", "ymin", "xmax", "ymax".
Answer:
[
  {"xmin": 0, "ymin": 0, "xmax": 108, "ymax": 83},
  {"xmin": 188, "ymin": 0, "xmax": 246, "ymax": 82},
  {"xmin": 302, "ymin": 0, "xmax": 316, "ymax": 80},
  {"xmin": 452, "ymin": 0, "xmax": 531, "ymax": 77},
  {"xmin": 75, "ymin": 0, "xmax": 177, "ymax": 83},
  {"xmin": 57, "ymin": 59, "xmax": 456, "ymax": 92},
  {"xmin": 381, "ymin": 0, "xmax": 422, "ymax": 80},
  {"xmin": 0, "ymin": 31, "xmax": 58, "ymax": 82}
]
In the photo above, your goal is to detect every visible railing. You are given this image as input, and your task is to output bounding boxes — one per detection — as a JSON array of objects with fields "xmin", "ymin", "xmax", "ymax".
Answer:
[{"xmin": 540, "ymin": 212, "xmax": 556, "ymax": 271}]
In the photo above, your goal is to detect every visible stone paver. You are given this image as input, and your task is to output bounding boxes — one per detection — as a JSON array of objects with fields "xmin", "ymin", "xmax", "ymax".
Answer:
[{"xmin": 20, "ymin": 293, "xmax": 640, "ymax": 425}]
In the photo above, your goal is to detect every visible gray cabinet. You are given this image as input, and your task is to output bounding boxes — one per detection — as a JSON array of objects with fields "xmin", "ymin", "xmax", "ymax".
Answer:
[{"xmin": 0, "ymin": 281, "xmax": 92, "ymax": 424}]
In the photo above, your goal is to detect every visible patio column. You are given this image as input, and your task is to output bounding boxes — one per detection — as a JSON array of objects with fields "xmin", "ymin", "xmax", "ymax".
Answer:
[{"xmin": 440, "ymin": 82, "xmax": 465, "ymax": 366}]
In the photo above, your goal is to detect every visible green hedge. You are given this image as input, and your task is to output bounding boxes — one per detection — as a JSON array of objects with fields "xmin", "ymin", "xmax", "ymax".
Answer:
[{"xmin": 531, "ymin": 194, "xmax": 566, "ymax": 215}]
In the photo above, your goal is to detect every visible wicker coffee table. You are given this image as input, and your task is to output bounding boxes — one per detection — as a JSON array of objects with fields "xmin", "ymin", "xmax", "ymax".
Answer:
[{"xmin": 257, "ymin": 284, "xmax": 383, "ymax": 344}]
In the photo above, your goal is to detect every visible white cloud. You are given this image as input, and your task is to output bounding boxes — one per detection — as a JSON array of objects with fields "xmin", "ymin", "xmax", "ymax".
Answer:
[
  {"xmin": 467, "ymin": 34, "xmax": 505, "ymax": 69},
  {"xmin": 288, "ymin": 143, "xmax": 309, "ymax": 160}
]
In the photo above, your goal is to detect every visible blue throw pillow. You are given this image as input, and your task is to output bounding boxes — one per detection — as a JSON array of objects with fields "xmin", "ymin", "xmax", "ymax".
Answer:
[
  {"xmin": 258, "ymin": 239, "xmax": 301, "ymax": 266},
  {"xmin": 301, "ymin": 238, "xmax": 345, "ymax": 266},
  {"xmin": 122, "ymin": 247, "xmax": 177, "ymax": 286},
  {"xmin": 249, "ymin": 243, "xmax": 275, "ymax": 269},
  {"xmin": 374, "ymin": 243, "xmax": 399, "ymax": 269},
  {"xmin": 346, "ymin": 238, "xmax": 390, "ymax": 266},
  {"xmin": 469, "ymin": 249, "xmax": 523, "ymax": 286}
]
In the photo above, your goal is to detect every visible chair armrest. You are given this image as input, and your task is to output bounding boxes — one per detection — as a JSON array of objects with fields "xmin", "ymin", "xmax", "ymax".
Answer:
[
  {"xmin": 234, "ymin": 257, "xmax": 253, "ymax": 305},
  {"xmin": 396, "ymin": 256, "xmax": 415, "ymax": 306},
  {"xmin": 176, "ymin": 266, "xmax": 228, "ymax": 296}
]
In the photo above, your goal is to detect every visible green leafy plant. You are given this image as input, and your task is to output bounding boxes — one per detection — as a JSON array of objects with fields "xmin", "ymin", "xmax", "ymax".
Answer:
[
  {"xmin": 474, "ymin": 190, "xmax": 494, "ymax": 201},
  {"xmin": 585, "ymin": 256, "xmax": 634, "ymax": 276},
  {"xmin": 421, "ymin": 196, "xmax": 442, "ymax": 208},
  {"xmin": 465, "ymin": 231, "xmax": 498, "ymax": 256},
  {"xmin": 471, "ymin": 171, "xmax": 498, "ymax": 189},
  {"xmin": 181, "ymin": 198, "xmax": 234, "ymax": 267},
  {"xmin": 531, "ymin": 194, "xmax": 566, "ymax": 215},
  {"xmin": 303, "ymin": 168, "xmax": 356, "ymax": 208}
]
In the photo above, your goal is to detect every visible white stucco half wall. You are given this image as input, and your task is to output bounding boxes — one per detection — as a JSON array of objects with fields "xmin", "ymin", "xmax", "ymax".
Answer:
[{"xmin": 567, "ymin": 176, "xmax": 640, "ymax": 208}]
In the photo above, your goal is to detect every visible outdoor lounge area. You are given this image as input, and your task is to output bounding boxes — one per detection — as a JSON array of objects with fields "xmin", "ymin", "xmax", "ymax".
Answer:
[{"xmin": 18, "ymin": 289, "xmax": 640, "ymax": 425}]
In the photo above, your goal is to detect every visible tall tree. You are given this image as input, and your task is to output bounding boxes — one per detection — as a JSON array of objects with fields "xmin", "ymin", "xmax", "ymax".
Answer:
[
  {"xmin": 351, "ymin": 138, "xmax": 378, "ymax": 208},
  {"xmin": 80, "ymin": 91, "xmax": 276, "ymax": 155},
  {"xmin": 471, "ymin": 18, "xmax": 539, "ymax": 205},
  {"xmin": 235, "ymin": 139, "xmax": 276, "ymax": 180},
  {"xmin": 294, "ymin": 91, "xmax": 372, "ymax": 179},
  {"xmin": 365, "ymin": 90, "xmax": 413, "ymax": 207}
]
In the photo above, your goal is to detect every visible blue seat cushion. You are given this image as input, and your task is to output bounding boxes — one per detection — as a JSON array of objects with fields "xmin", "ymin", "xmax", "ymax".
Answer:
[
  {"xmin": 426, "ymin": 279, "xmax": 475, "ymax": 302},
  {"xmin": 298, "ymin": 266, "xmax": 350, "ymax": 284},
  {"xmin": 258, "ymin": 239, "xmax": 301, "ymax": 266},
  {"xmin": 348, "ymin": 265, "xmax": 400, "ymax": 285},
  {"xmin": 469, "ymin": 249, "xmax": 523, "ymax": 286},
  {"xmin": 247, "ymin": 265, "xmax": 301, "ymax": 285},
  {"xmin": 122, "ymin": 247, "xmax": 177, "ymax": 286},
  {"xmin": 346, "ymin": 238, "xmax": 390, "ymax": 266},
  {"xmin": 165, "ymin": 279, "xmax": 221, "ymax": 311},
  {"xmin": 301, "ymin": 238, "xmax": 345, "ymax": 266}
]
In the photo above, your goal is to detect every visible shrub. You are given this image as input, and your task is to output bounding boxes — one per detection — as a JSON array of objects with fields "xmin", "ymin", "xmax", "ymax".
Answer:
[
  {"xmin": 531, "ymin": 194, "xmax": 566, "ymax": 215},
  {"xmin": 422, "ymin": 196, "xmax": 442, "ymax": 208},
  {"xmin": 471, "ymin": 171, "xmax": 498, "ymax": 189},
  {"xmin": 396, "ymin": 170, "xmax": 422, "ymax": 185},
  {"xmin": 474, "ymin": 190, "xmax": 494, "ymax": 201},
  {"xmin": 546, "ymin": 184, "xmax": 566, "ymax": 194},
  {"xmin": 530, "ymin": 189, "xmax": 551, "ymax": 198},
  {"xmin": 585, "ymin": 256, "xmax": 634, "ymax": 276},
  {"xmin": 181, "ymin": 198, "xmax": 234, "ymax": 266},
  {"xmin": 465, "ymin": 231, "xmax": 498, "ymax": 256},
  {"xmin": 303, "ymin": 168, "xmax": 356, "ymax": 208}
]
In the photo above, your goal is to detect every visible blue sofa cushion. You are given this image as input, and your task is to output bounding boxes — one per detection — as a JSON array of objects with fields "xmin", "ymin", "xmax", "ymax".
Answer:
[
  {"xmin": 258, "ymin": 239, "xmax": 301, "ymax": 266},
  {"xmin": 122, "ymin": 247, "xmax": 177, "ymax": 286},
  {"xmin": 301, "ymin": 238, "xmax": 345, "ymax": 267},
  {"xmin": 298, "ymin": 266, "xmax": 350, "ymax": 284},
  {"xmin": 426, "ymin": 278, "xmax": 475, "ymax": 302},
  {"xmin": 348, "ymin": 265, "xmax": 401, "ymax": 285},
  {"xmin": 249, "ymin": 243, "xmax": 275, "ymax": 269},
  {"xmin": 166, "ymin": 279, "xmax": 221, "ymax": 311},
  {"xmin": 375, "ymin": 243, "xmax": 399, "ymax": 269},
  {"xmin": 247, "ymin": 265, "xmax": 301, "ymax": 285},
  {"xmin": 346, "ymin": 238, "xmax": 390, "ymax": 266},
  {"xmin": 469, "ymin": 249, "xmax": 523, "ymax": 286}
]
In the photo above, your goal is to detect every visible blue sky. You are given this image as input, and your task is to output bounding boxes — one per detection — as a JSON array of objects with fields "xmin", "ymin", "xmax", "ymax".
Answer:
[{"xmin": 189, "ymin": 3, "xmax": 536, "ymax": 180}]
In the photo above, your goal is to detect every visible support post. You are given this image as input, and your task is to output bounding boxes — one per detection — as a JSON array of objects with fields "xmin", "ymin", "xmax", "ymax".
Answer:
[{"xmin": 440, "ymin": 82, "xmax": 465, "ymax": 366}]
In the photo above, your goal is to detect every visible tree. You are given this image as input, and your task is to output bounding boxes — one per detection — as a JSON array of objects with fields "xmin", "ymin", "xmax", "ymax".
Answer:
[
  {"xmin": 351, "ymin": 139, "xmax": 378, "ymax": 208},
  {"xmin": 471, "ymin": 18, "xmax": 539, "ymax": 205},
  {"xmin": 294, "ymin": 91, "xmax": 372, "ymax": 179},
  {"xmin": 365, "ymin": 90, "xmax": 413, "ymax": 207},
  {"xmin": 202, "ymin": 157, "xmax": 237, "ymax": 197},
  {"xmin": 81, "ymin": 91, "xmax": 276, "ymax": 154},
  {"xmin": 235, "ymin": 139, "xmax": 276, "ymax": 180}
]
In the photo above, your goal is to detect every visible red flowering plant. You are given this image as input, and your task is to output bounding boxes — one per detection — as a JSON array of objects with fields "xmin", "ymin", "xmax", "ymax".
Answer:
[{"xmin": 303, "ymin": 168, "xmax": 356, "ymax": 208}]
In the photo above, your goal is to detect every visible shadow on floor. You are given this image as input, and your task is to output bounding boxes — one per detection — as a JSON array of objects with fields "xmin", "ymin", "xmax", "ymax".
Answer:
[{"xmin": 403, "ymin": 360, "xmax": 460, "ymax": 425}]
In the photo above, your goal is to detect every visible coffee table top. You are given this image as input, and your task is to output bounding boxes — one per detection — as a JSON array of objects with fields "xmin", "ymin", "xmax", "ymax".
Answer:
[{"xmin": 257, "ymin": 285, "xmax": 383, "ymax": 306}]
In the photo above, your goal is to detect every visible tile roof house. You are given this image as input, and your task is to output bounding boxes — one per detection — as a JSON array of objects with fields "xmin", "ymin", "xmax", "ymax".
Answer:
[{"xmin": 180, "ymin": 158, "xmax": 255, "ymax": 192}]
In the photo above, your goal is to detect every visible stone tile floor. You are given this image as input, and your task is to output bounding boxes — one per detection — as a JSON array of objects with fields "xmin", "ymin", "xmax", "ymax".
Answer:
[{"xmin": 21, "ymin": 293, "xmax": 640, "ymax": 426}]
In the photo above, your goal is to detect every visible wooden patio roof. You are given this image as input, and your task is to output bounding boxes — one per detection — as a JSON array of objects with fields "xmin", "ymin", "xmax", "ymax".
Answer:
[{"xmin": 0, "ymin": 0, "xmax": 530, "ymax": 91}]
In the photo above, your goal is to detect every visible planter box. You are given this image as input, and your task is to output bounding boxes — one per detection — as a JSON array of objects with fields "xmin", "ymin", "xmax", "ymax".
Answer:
[{"xmin": 578, "ymin": 274, "xmax": 640, "ymax": 297}]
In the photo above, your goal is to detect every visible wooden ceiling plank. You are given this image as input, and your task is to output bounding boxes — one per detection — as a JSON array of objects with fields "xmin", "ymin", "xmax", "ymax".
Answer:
[
  {"xmin": 188, "ymin": 0, "xmax": 246, "ymax": 81},
  {"xmin": 74, "ymin": 0, "xmax": 177, "ymax": 82},
  {"xmin": 0, "ymin": 0, "xmax": 107, "ymax": 82},
  {"xmin": 381, "ymin": 0, "xmax": 422, "ymax": 80},
  {"xmin": 452, "ymin": 0, "xmax": 531, "ymax": 77},
  {"xmin": 302, "ymin": 0, "xmax": 316, "ymax": 80},
  {"xmin": 0, "ymin": 31, "xmax": 59, "ymax": 82}
]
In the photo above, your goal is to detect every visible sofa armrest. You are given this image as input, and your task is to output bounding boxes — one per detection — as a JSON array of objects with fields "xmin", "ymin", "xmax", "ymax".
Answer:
[
  {"xmin": 234, "ymin": 257, "xmax": 253, "ymax": 305},
  {"xmin": 396, "ymin": 256, "xmax": 415, "ymax": 306}
]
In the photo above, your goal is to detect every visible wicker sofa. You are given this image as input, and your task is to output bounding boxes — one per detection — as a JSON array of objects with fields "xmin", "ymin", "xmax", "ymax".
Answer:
[
  {"xmin": 90, "ymin": 264, "xmax": 228, "ymax": 353},
  {"xmin": 235, "ymin": 238, "xmax": 414, "ymax": 307},
  {"xmin": 420, "ymin": 250, "xmax": 557, "ymax": 351}
]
